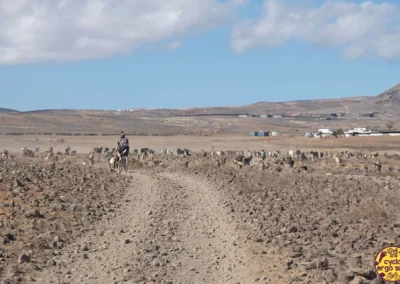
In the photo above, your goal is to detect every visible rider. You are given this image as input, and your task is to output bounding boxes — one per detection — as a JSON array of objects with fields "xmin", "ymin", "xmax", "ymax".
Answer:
[{"xmin": 115, "ymin": 131, "xmax": 130, "ymax": 165}]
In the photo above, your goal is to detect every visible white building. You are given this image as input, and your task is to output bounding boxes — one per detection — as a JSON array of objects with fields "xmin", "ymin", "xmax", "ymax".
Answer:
[
  {"xmin": 317, "ymin": 129, "xmax": 333, "ymax": 138},
  {"xmin": 318, "ymin": 129, "xmax": 332, "ymax": 134},
  {"xmin": 344, "ymin": 127, "xmax": 372, "ymax": 137}
]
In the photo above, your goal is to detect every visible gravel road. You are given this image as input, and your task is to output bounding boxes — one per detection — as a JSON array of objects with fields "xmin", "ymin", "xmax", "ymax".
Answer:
[{"xmin": 35, "ymin": 171, "xmax": 277, "ymax": 284}]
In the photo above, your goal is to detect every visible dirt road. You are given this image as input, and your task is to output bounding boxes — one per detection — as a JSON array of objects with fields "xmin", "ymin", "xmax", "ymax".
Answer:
[{"xmin": 34, "ymin": 171, "xmax": 276, "ymax": 284}]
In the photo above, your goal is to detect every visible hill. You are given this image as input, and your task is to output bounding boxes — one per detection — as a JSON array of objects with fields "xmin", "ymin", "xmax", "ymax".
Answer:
[
  {"xmin": 0, "ymin": 107, "xmax": 19, "ymax": 113},
  {"xmin": 0, "ymin": 83, "xmax": 399, "ymax": 135},
  {"xmin": 170, "ymin": 96, "xmax": 371, "ymax": 117},
  {"xmin": 370, "ymin": 83, "xmax": 400, "ymax": 105}
]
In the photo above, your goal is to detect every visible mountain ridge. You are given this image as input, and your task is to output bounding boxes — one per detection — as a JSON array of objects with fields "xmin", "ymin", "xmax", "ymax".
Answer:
[
  {"xmin": 1, "ymin": 84, "xmax": 398, "ymax": 115},
  {"xmin": 0, "ymin": 83, "xmax": 398, "ymax": 135},
  {"xmin": 0, "ymin": 107, "xmax": 19, "ymax": 113}
]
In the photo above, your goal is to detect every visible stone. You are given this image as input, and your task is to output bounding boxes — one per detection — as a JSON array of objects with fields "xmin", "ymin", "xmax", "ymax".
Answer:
[
  {"xmin": 14, "ymin": 178, "xmax": 24, "ymax": 188},
  {"xmin": 287, "ymin": 259, "xmax": 294, "ymax": 268},
  {"xmin": 24, "ymin": 209, "xmax": 43, "ymax": 218},
  {"xmin": 317, "ymin": 257, "xmax": 329, "ymax": 269},
  {"xmin": 3, "ymin": 233, "xmax": 15, "ymax": 244},
  {"xmin": 151, "ymin": 258, "xmax": 161, "ymax": 267},
  {"xmin": 47, "ymin": 259, "xmax": 56, "ymax": 266},
  {"xmin": 350, "ymin": 276, "xmax": 365, "ymax": 284},
  {"xmin": 350, "ymin": 268, "xmax": 377, "ymax": 280},
  {"xmin": 305, "ymin": 261, "xmax": 317, "ymax": 270},
  {"xmin": 369, "ymin": 277, "xmax": 385, "ymax": 284},
  {"xmin": 288, "ymin": 224, "xmax": 298, "ymax": 233},
  {"xmin": 325, "ymin": 269, "xmax": 337, "ymax": 282},
  {"xmin": 18, "ymin": 251, "xmax": 31, "ymax": 264},
  {"xmin": 337, "ymin": 271, "xmax": 355, "ymax": 283}
]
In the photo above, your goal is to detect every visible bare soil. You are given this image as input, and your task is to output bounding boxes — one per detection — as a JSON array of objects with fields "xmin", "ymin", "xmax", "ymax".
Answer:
[
  {"xmin": 1, "ymin": 136, "xmax": 400, "ymax": 284},
  {"xmin": 1, "ymin": 134, "xmax": 400, "ymax": 155}
]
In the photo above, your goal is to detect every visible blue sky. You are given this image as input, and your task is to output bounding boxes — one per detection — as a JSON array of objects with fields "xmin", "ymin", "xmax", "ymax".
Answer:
[{"xmin": 0, "ymin": 0, "xmax": 399, "ymax": 111}]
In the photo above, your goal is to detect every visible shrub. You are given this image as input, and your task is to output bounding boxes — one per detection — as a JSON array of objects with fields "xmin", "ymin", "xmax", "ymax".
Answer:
[{"xmin": 332, "ymin": 129, "xmax": 344, "ymax": 138}]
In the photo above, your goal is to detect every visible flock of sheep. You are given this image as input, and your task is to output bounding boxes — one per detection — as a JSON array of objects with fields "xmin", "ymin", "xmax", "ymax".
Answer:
[
  {"xmin": 92, "ymin": 147, "xmax": 386, "ymax": 173},
  {"xmin": 226, "ymin": 149, "xmax": 383, "ymax": 172},
  {"xmin": 91, "ymin": 147, "xmax": 193, "ymax": 161},
  {"xmin": 1, "ymin": 146, "xmax": 78, "ymax": 161},
  {"xmin": 1, "ymin": 146, "xmax": 388, "ymax": 174}
]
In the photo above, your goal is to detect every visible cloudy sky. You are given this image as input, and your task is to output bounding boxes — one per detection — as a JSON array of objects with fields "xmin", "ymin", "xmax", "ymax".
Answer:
[{"xmin": 1, "ymin": 0, "xmax": 399, "ymax": 111}]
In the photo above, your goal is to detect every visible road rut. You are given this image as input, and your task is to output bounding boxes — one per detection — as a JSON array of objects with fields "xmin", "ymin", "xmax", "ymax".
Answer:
[{"xmin": 35, "ymin": 171, "xmax": 273, "ymax": 284}]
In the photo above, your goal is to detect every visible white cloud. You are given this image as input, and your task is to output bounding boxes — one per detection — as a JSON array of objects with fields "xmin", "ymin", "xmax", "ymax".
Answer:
[
  {"xmin": 231, "ymin": 0, "xmax": 250, "ymax": 7},
  {"xmin": 169, "ymin": 41, "xmax": 183, "ymax": 50},
  {"xmin": 0, "ymin": 0, "xmax": 240, "ymax": 65},
  {"xmin": 231, "ymin": 0, "xmax": 400, "ymax": 59}
]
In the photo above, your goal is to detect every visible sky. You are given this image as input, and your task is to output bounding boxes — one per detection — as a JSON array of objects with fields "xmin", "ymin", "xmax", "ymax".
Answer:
[{"xmin": 0, "ymin": 0, "xmax": 399, "ymax": 111}]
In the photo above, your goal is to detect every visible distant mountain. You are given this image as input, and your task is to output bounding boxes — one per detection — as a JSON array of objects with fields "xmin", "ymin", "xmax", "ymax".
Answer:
[
  {"xmin": 370, "ymin": 83, "xmax": 400, "ymax": 106},
  {"xmin": 22, "ymin": 109, "xmax": 79, "ymax": 114},
  {"xmin": 171, "ymin": 96, "xmax": 370, "ymax": 117},
  {"xmin": 0, "ymin": 107, "xmax": 19, "ymax": 113},
  {"xmin": 1, "ymin": 83, "xmax": 399, "ymax": 117},
  {"xmin": 0, "ymin": 83, "xmax": 399, "ymax": 135}
]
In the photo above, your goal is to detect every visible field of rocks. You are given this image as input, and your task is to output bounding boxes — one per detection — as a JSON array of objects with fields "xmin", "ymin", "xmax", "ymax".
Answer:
[
  {"xmin": 1, "ymin": 146, "xmax": 400, "ymax": 284},
  {"xmin": 0, "ymin": 152, "xmax": 131, "ymax": 283}
]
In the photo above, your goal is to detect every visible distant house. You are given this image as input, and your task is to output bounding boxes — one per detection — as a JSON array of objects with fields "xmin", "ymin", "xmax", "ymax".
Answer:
[
  {"xmin": 344, "ymin": 127, "xmax": 372, "ymax": 137},
  {"xmin": 317, "ymin": 129, "xmax": 333, "ymax": 138},
  {"xmin": 238, "ymin": 115, "xmax": 248, "ymax": 118},
  {"xmin": 344, "ymin": 127, "xmax": 371, "ymax": 137},
  {"xmin": 307, "ymin": 126, "xmax": 400, "ymax": 138},
  {"xmin": 260, "ymin": 114, "xmax": 274, "ymax": 118},
  {"xmin": 273, "ymin": 115, "xmax": 282, "ymax": 118},
  {"xmin": 250, "ymin": 131, "xmax": 269, "ymax": 136},
  {"xmin": 257, "ymin": 131, "xmax": 269, "ymax": 136}
]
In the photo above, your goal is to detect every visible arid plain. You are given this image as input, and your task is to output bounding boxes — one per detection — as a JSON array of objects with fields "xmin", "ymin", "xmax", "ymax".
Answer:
[
  {"xmin": 1, "ymin": 84, "xmax": 400, "ymax": 284},
  {"xmin": 1, "ymin": 134, "xmax": 400, "ymax": 154}
]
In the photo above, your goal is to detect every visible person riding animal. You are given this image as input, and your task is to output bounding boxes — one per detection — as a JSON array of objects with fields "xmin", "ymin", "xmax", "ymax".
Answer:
[{"xmin": 114, "ymin": 131, "xmax": 130, "ymax": 167}]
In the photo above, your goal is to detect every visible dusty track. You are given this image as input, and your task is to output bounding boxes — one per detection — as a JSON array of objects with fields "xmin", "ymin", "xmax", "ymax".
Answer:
[{"xmin": 34, "ymin": 171, "xmax": 276, "ymax": 284}]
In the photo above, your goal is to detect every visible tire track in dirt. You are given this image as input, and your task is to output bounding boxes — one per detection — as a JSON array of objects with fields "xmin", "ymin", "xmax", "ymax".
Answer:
[
  {"xmin": 33, "ymin": 171, "xmax": 279, "ymax": 284},
  {"xmin": 155, "ymin": 172, "xmax": 267, "ymax": 283},
  {"xmin": 34, "ymin": 172, "xmax": 161, "ymax": 284}
]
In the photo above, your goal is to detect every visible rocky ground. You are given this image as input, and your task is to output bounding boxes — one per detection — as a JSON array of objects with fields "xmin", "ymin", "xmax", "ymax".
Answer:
[
  {"xmin": 1, "ymin": 152, "xmax": 400, "ymax": 283},
  {"xmin": 0, "ymin": 155, "xmax": 131, "ymax": 283}
]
